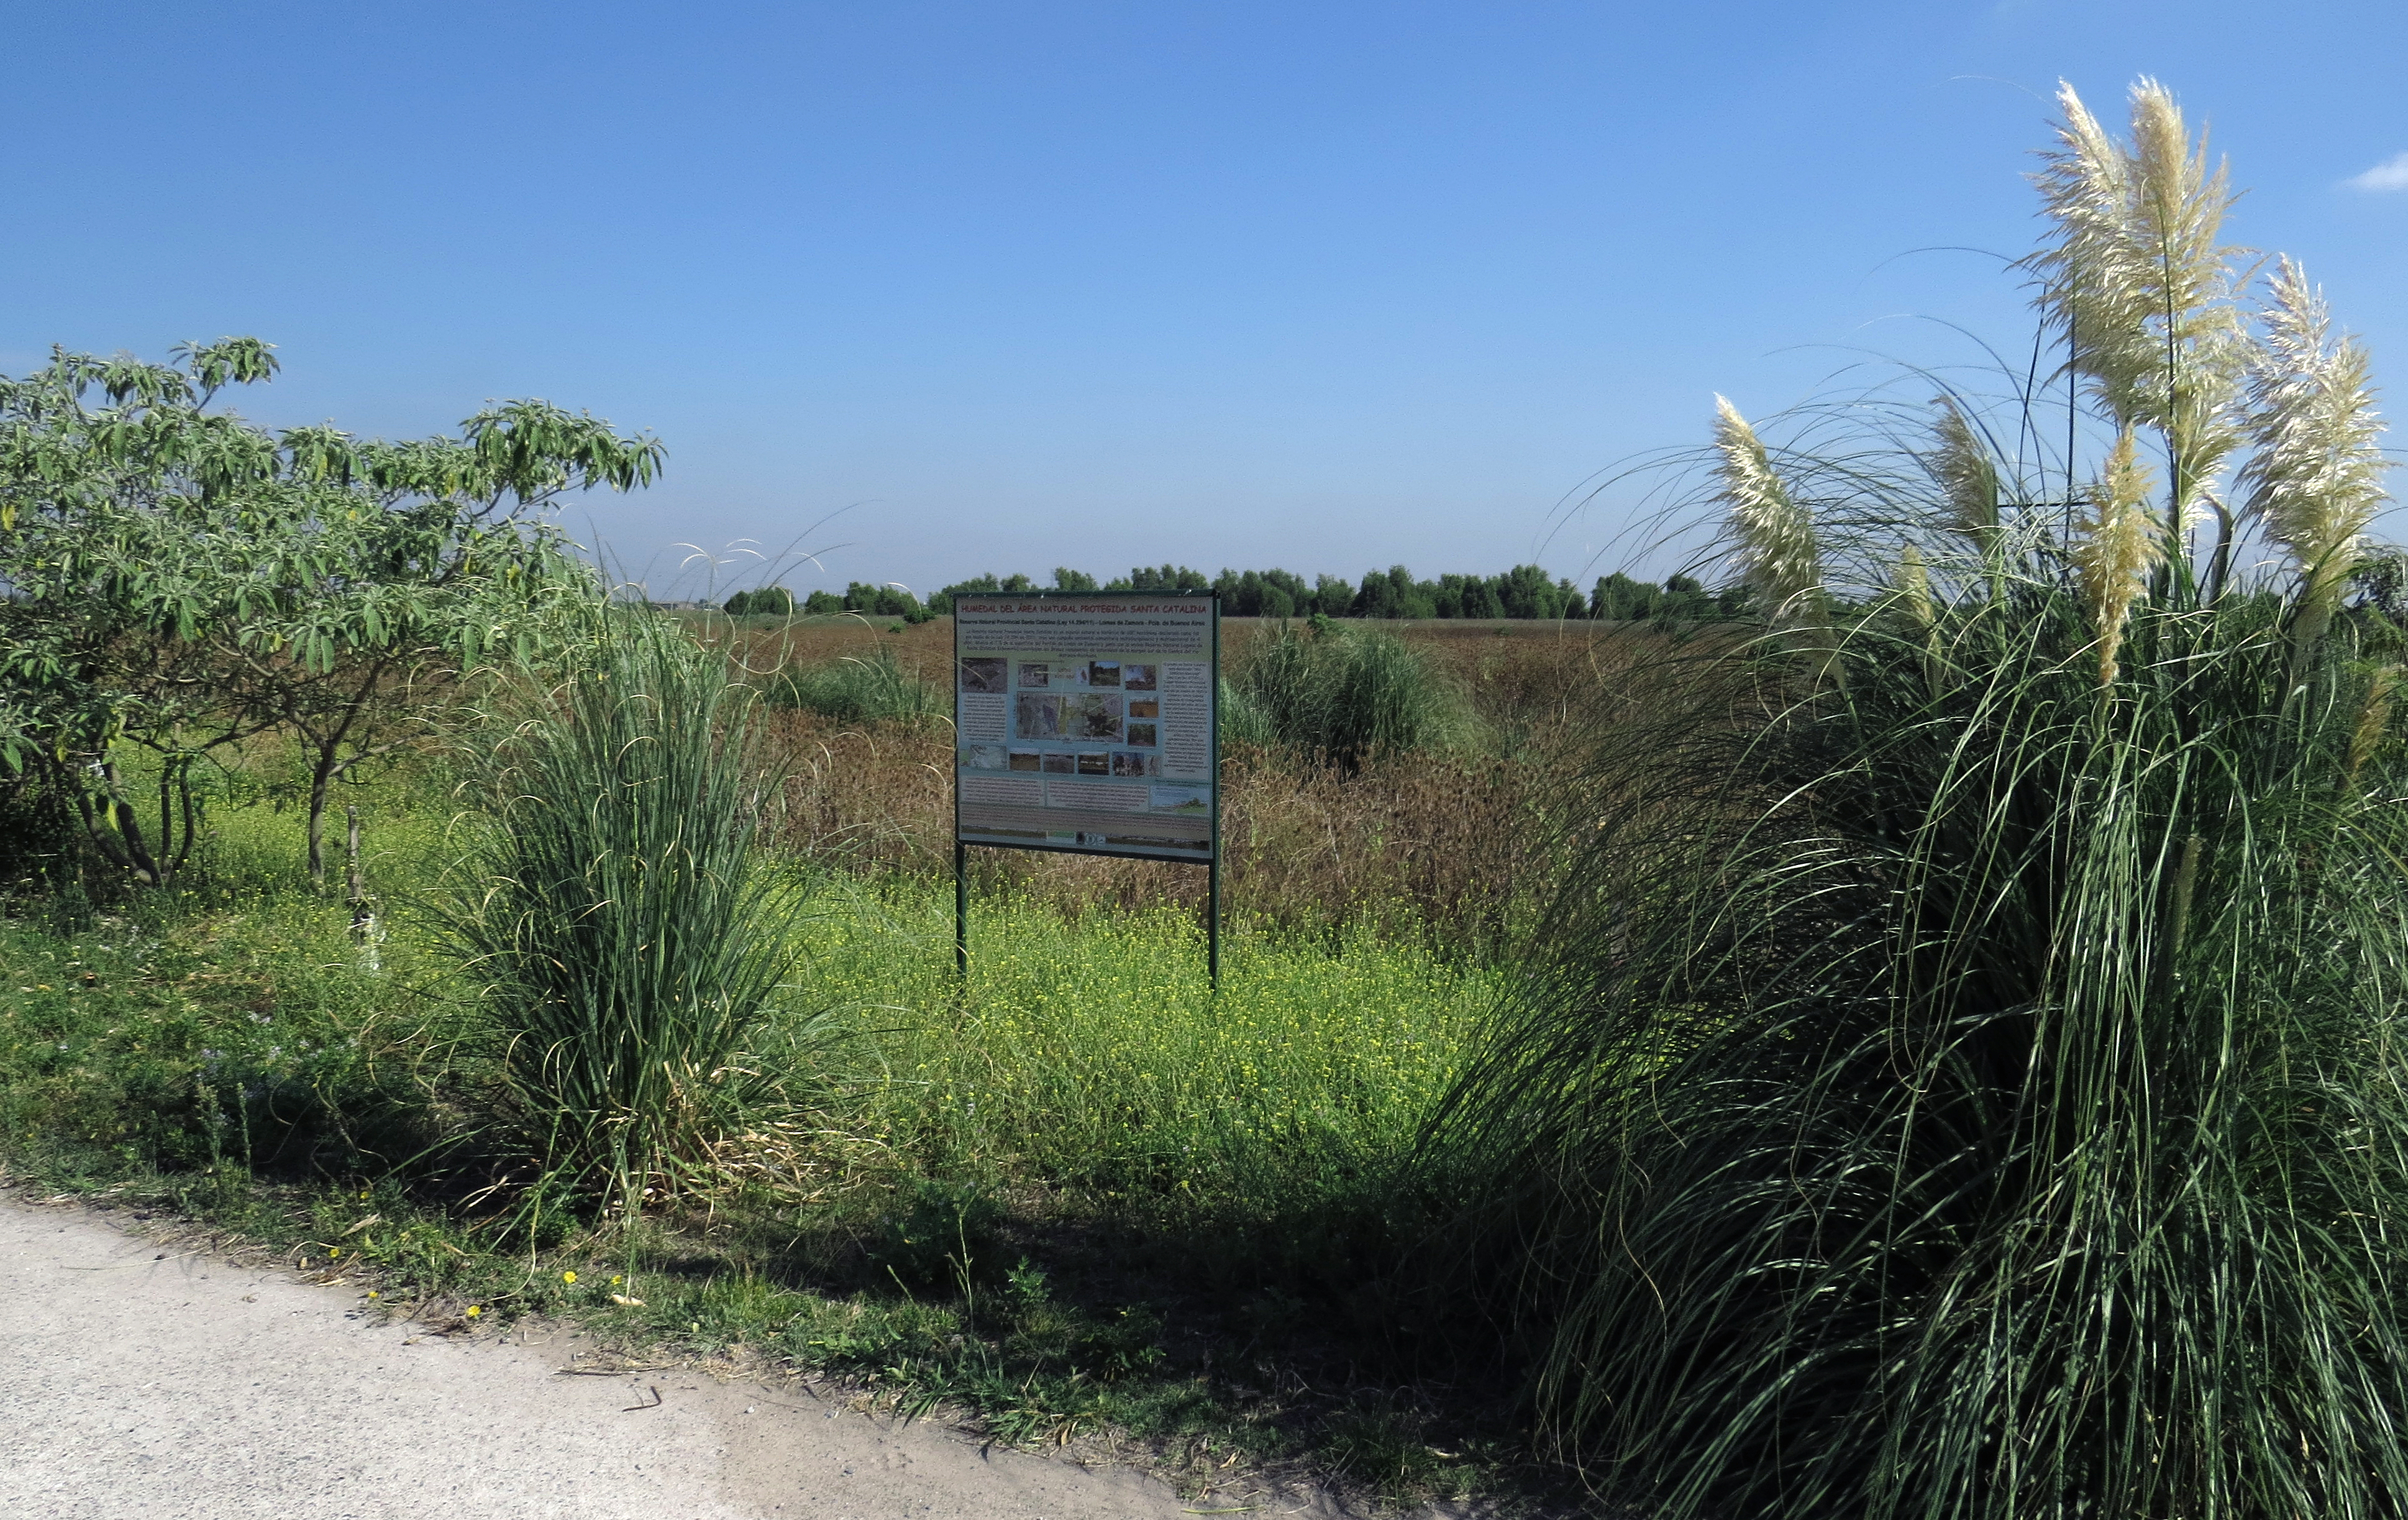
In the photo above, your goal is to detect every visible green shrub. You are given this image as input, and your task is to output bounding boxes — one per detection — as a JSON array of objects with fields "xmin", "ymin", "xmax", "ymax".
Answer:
[
  {"xmin": 426, "ymin": 613, "xmax": 819, "ymax": 1220},
  {"xmin": 766, "ymin": 644, "xmax": 944, "ymax": 725},
  {"xmin": 724, "ymin": 586, "xmax": 795, "ymax": 616},
  {"xmin": 1233, "ymin": 622, "xmax": 1466, "ymax": 767}
]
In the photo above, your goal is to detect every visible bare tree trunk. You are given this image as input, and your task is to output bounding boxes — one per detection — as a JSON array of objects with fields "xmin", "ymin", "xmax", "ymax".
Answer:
[
  {"xmin": 345, "ymin": 805, "xmax": 381, "ymax": 973},
  {"xmin": 89, "ymin": 762, "xmax": 162, "ymax": 886},
  {"xmin": 304, "ymin": 662, "xmax": 384, "ymax": 884},
  {"xmin": 306, "ymin": 748, "xmax": 336, "ymax": 882},
  {"xmin": 346, "ymin": 806, "xmax": 367, "ymax": 927}
]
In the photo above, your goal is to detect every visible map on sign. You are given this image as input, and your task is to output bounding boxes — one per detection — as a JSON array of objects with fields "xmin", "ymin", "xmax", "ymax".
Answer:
[{"xmin": 952, "ymin": 593, "xmax": 1218, "ymax": 862}]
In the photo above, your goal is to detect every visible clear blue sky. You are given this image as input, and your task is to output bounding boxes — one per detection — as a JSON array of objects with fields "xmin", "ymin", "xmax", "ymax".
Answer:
[{"xmin": 5, "ymin": 2, "xmax": 2404, "ymax": 600}]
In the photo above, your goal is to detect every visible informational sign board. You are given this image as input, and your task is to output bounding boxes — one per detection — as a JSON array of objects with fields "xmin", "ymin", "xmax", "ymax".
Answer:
[{"xmin": 952, "ymin": 592, "xmax": 1219, "ymax": 863}]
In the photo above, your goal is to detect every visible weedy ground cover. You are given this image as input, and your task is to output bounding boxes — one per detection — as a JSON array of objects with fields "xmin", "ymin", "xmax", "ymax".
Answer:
[{"xmin": 0, "ymin": 758, "xmax": 1543, "ymax": 1509}]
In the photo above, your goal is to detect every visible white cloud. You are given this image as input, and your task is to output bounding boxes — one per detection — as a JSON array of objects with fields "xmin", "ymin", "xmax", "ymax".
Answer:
[{"xmin": 2345, "ymin": 152, "xmax": 2408, "ymax": 192}]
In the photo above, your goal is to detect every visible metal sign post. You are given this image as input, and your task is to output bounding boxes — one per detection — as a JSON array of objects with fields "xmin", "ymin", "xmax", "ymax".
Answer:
[{"xmin": 949, "ymin": 590, "xmax": 1221, "ymax": 988}]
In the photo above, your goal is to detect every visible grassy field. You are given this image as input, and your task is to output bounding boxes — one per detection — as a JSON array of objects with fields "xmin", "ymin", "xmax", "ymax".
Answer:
[{"xmin": 0, "ymin": 759, "xmax": 1537, "ymax": 1508}]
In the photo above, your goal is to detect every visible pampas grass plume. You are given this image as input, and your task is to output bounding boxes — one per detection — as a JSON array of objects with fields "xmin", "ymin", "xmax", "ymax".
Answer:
[
  {"xmin": 2074, "ymin": 424, "xmax": 2161, "ymax": 685},
  {"xmin": 1929, "ymin": 397, "xmax": 2000, "ymax": 547},
  {"xmin": 2350, "ymin": 664, "xmax": 2399, "ymax": 784},
  {"xmin": 1713, "ymin": 395, "xmax": 1822, "ymax": 622},
  {"xmin": 2241, "ymin": 256, "xmax": 2391, "ymax": 654}
]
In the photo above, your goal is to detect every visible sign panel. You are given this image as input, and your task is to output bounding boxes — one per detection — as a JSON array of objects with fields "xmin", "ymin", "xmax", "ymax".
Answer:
[{"xmin": 952, "ymin": 592, "xmax": 1218, "ymax": 862}]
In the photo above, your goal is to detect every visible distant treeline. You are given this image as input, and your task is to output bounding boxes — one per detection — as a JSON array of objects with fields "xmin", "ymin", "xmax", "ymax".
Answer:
[{"xmin": 726, "ymin": 565, "xmax": 1751, "ymax": 623}]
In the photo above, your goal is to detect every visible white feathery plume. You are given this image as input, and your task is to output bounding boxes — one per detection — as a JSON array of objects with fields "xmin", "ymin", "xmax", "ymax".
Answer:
[
  {"xmin": 1894, "ymin": 543, "xmax": 1932, "ymax": 627},
  {"xmin": 2073, "ymin": 426, "xmax": 2164, "ymax": 687},
  {"xmin": 2348, "ymin": 664, "xmax": 2399, "ymax": 785},
  {"xmin": 1896, "ymin": 542, "xmax": 1944, "ymax": 696},
  {"xmin": 1713, "ymin": 396, "xmax": 1822, "ymax": 625},
  {"xmin": 2030, "ymin": 81, "xmax": 2158, "ymax": 422},
  {"xmin": 2238, "ymin": 256, "xmax": 2392, "ymax": 652},
  {"xmin": 2029, "ymin": 80, "xmax": 2249, "ymax": 529},
  {"xmin": 1928, "ymin": 396, "xmax": 2001, "ymax": 547}
]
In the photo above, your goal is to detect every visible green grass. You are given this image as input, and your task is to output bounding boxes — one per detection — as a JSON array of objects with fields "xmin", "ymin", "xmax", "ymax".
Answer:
[
  {"xmin": 764, "ymin": 643, "xmax": 946, "ymax": 723},
  {"xmin": 806, "ymin": 882, "xmax": 1492, "ymax": 1208},
  {"xmin": 0, "ymin": 778, "xmax": 1531, "ymax": 1511},
  {"xmin": 1230, "ymin": 621, "xmax": 1472, "ymax": 766}
]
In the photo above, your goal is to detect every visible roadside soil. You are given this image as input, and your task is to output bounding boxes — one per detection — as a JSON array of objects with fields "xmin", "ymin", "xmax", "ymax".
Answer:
[{"xmin": 1, "ymin": 1196, "xmax": 1434, "ymax": 1519}]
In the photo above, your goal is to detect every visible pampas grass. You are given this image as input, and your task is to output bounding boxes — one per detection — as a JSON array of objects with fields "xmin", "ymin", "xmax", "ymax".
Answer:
[
  {"xmin": 2028, "ymin": 78, "xmax": 2249, "ymax": 532},
  {"xmin": 1427, "ymin": 77, "xmax": 2408, "ymax": 1519},
  {"xmin": 2074, "ymin": 424, "xmax": 2162, "ymax": 685},
  {"xmin": 427, "ymin": 613, "xmax": 819, "ymax": 1222},
  {"xmin": 2242, "ymin": 255, "xmax": 2392, "ymax": 652},
  {"xmin": 1715, "ymin": 395, "xmax": 1823, "ymax": 624},
  {"xmin": 1928, "ymin": 395, "xmax": 2002, "ymax": 546}
]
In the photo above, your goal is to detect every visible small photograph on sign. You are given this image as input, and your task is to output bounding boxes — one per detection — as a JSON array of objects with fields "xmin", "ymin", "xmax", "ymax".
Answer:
[
  {"xmin": 960, "ymin": 657, "xmax": 1008, "ymax": 694},
  {"xmin": 1041, "ymin": 752, "xmax": 1076, "ymax": 774},
  {"xmin": 1111, "ymin": 751, "xmax": 1159, "ymax": 777},
  {"xmin": 966, "ymin": 743, "xmax": 1007, "ymax": 769},
  {"xmin": 1087, "ymin": 660, "xmax": 1122, "ymax": 688},
  {"xmin": 1065, "ymin": 693, "xmax": 1124, "ymax": 740},
  {"xmin": 1123, "ymin": 664, "xmax": 1157, "ymax": 690},
  {"xmin": 1015, "ymin": 694, "xmax": 1062, "ymax": 738},
  {"xmin": 1151, "ymin": 782, "xmax": 1210, "ymax": 814},
  {"xmin": 1008, "ymin": 749, "xmax": 1041, "ymax": 772},
  {"xmin": 1128, "ymin": 698, "xmax": 1159, "ymax": 719},
  {"xmin": 1126, "ymin": 722, "xmax": 1158, "ymax": 748},
  {"xmin": 1077, "ymin": 752, "xmax": 1110, "ymax": 776},
  {"xmin": 1017, "ymin": 662, "xmax": 1050, "ymax": 688}
]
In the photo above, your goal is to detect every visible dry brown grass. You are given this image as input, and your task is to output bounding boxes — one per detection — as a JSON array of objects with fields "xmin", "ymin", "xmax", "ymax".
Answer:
[
  {"xmin": 739, "ymin": 616, "xmax": 1690, "ymax": 950},
  {"xmin": 759, "ymin": 710, "xmax": 1574, "ymax": 949}
]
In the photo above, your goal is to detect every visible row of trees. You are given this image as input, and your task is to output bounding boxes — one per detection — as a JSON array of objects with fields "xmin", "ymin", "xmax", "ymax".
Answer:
[
  {"xmin": 716, "ymin": 563, "xmax": 1751, "ymax": 622},
  {"xmin": 723, "ymin": 582, "xmax": 936, "ymax": 620},
  {"xmin": 0, "ymin": 339, "xmax": 660, "ymax": 889}
]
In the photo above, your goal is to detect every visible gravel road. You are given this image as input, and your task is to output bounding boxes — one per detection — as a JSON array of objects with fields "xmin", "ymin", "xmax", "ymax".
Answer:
[{"xmin": 0, "ymin": 1196, "xmax": 1297, "ymax": 1519}]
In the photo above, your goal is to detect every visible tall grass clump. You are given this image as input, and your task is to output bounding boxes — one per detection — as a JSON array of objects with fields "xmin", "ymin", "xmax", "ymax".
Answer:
[
  {"xmin": 1430, "ymin": 79, "xmax": 2408, "ymax": 1518},
  {"xmin": 1234, "ymin": 621, "xmax": 1468, "ymax": 766},
  {"xmin": 765, "ymin": 643, "xmax": 944, "ymax": 725},
  {"xmin": 427, "ymin": 613, "xmax": 813, "ymax": 1220}
]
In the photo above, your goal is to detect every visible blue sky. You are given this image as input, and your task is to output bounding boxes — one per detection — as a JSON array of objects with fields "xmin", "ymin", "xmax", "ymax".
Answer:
[{"xmin": 4, "ymin": 2, "xmax": 2404, "ymax": 600}]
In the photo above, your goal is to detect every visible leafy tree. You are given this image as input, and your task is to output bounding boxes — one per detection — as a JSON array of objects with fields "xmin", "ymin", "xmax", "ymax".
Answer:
[
  {"xmin": 841, "ymin": 581, "xmax": 928, "ymax": 619},
  {"xmin": 723, "ymin": 587, "xmax": 793, "ymax": 616},
  {"xmin": 1590, "ymin": 572, "xmax": 1660, "ymax": 620},
  {"xmin": 1103, "ymin": 564, "xmax": 1210, "ymax": 593},
  {"xmin": 1494, "ymin": 563, "xmax": 1572, "ymax": 619},
  {"xmin": 1656, "ymin": 573, "xmax": 1719, "ymax": 622},
  {"xmin": 0, "ymin": 339, "xmax": 662, "ymax": 886}
]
